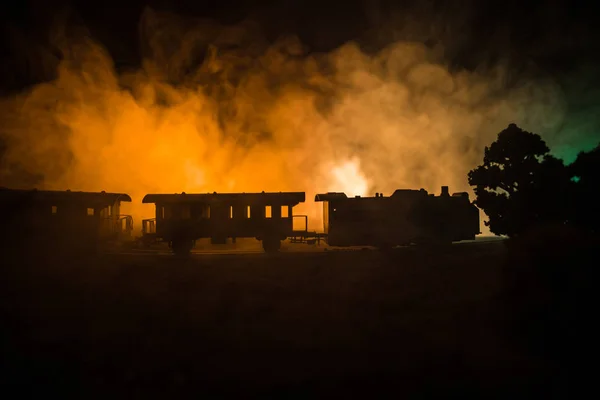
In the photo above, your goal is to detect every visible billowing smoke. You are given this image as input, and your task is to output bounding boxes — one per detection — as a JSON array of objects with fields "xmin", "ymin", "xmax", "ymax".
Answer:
[{"xmin": 0, "ymin": 7, "xmax": 570, "ymax": 233}]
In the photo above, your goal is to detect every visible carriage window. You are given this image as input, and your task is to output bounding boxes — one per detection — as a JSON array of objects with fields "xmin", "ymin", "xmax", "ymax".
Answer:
[
  {"xmin": 265, "ymin": 205, "xmax": 272, "ymax": 218},
  {"xmin": 193, "ymin": 204, "xmax": 210, "ymax": 219},
  {"xmin": 281, "ymin": 205, "xmax": 289, "ymax": 218},
  {"xmin": 87, "ymin": 208, "xmax": 94, "ymax": 216},
  {"xmin": 51, "ymin": 206, "xmax": 57, "ymax": 214},
  {"xmin": 229, "ymin": 206, "xmax": 233, "ymax": 219},
  {"xmin": 247, "ymin": 206, "xmax": 251, "ymax": 218}
]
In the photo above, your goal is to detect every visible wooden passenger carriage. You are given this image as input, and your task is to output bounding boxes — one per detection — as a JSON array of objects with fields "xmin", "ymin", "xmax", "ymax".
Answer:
[
  {"xmin": 0, "ymin": 187, "xmax": 132, "ymax": 253},
  {"xmin": 141, "ymin": 191, "xmax": 306, "ymax": 254}
]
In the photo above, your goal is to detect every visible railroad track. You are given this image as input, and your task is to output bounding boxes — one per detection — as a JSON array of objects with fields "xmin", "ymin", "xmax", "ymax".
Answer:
[{"xmin": 103, "ymin": 236, "xmax": 506, "ymax": 257}]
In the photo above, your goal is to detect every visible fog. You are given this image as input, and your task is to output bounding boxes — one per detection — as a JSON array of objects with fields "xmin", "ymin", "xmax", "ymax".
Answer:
[{"xmin": 0, "ymin": 7, "xmax": 569, "ymax": 233}]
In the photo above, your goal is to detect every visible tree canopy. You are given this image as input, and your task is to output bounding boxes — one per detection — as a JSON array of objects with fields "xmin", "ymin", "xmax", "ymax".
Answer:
[
  {"xmin": 568, "ymin": 143, "xmax": 600, "ymax": 234},
  {"xmin": 468, "ymin": 123, "xmax": 597, "ymax": 237}
]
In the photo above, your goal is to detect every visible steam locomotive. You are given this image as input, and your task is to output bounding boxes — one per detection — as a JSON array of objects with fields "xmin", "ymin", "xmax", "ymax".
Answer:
[{"xmin": 0, "ymin": 185, "xmax": 480, "ymax": 255}]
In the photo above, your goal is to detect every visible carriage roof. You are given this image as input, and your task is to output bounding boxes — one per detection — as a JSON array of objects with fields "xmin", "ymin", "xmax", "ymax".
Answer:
[
  {"xmin": 142, "ymin": 192, "xmax": 306, "ymax": 206},
  {"xmin": 0, "ymin": 188, "xmax": 131, "ymax": 207}
]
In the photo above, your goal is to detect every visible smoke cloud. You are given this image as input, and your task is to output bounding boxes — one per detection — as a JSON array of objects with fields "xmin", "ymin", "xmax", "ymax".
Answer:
[{"xmin": 0, "ymin": 7, "xmax": 571, "ymax": 233}]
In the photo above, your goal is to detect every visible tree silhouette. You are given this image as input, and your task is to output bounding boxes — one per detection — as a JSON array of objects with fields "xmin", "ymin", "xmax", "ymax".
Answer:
[
  {"xmin": 569, "ymin": 144, "xmax": 600, "ymax": 234},
  {"xmin": 468, "ymin": 123, "xmax": 571, "ymax": 237}
]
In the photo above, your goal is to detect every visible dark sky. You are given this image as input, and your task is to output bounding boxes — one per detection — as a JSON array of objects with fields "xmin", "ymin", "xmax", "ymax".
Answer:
[{"xmin": 2, "ymin": 0, "xmax": 600, "ymax": 92}]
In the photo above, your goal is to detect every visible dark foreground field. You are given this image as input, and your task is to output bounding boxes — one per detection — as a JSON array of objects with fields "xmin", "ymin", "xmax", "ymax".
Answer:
[{"xmin": 0, "ymin": 239, "xmax": 593, "ymax": 398}]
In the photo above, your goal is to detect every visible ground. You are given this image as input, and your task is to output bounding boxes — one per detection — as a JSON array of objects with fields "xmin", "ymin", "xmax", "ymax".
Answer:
[{"xmin": 0, "ymin": 239, "xmax": 577, "ymax": 397}]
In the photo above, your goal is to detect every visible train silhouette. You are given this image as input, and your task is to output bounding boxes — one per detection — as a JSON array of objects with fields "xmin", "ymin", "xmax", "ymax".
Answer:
[{"xmin": 0, "ymin": 186, "xmax": 480, "ymax": 255}]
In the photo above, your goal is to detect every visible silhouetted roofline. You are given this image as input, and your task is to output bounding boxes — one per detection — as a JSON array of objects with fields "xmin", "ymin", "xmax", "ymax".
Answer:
[
  {"xmin": 314, "ymin": 193, "xmax": 349, "ymax": 202},
  {"xmin": 0, "ymin": 188, "xmax": 132, "ymax": 205},
  {"xmin": 390, "ymin": 188, "xmax": 429, "ymax": 198},
  {"xmin": 142, "ymin": 192, "xmax": 306, "ymax": 206}
]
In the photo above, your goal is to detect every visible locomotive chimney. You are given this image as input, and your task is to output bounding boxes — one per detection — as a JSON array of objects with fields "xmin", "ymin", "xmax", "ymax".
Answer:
[{"xmin": 441, "ymin": 186, "xmax": 449, "ymax": 196}]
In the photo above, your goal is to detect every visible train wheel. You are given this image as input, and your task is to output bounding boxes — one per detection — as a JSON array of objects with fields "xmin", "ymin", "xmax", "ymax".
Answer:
[
  {"xmin": 172, "ymin": 239, "xmax": 194, "ymax": 257},
  {"xmin": 262, "ymin": 237, "xmax": 281, "ymax": 253}
]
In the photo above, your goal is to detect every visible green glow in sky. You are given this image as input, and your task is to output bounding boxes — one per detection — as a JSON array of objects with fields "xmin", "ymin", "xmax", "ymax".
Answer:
[
  {"xmin": 545, "ymin": 119, "xmax": 600, "ymax": 165},
  {"xmin": 552, "ymin": 143, "xmax": 598, "ymax": 164}
]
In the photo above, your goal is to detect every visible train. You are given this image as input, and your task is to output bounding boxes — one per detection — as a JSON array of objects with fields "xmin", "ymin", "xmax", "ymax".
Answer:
[
  {"xmin": 0, "ymin": 185, "xmax": 481, "ymax": 255},
  {"xmin": 0, "ymin": 188, "xmax": 133, "ymax": 254}
]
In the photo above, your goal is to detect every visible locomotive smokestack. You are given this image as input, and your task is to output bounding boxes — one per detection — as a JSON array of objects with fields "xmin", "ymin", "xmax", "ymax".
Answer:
[{"xmin": 441, "ymin": 186, "xmax": 449, "ymax": 196}]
